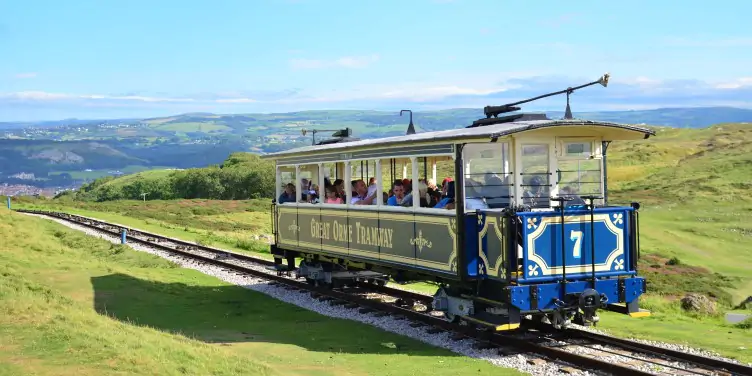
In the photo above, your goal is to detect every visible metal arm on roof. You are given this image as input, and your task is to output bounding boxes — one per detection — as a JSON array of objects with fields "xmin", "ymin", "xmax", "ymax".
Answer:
[
  {"xmin": 483, "ymin": 73, "xmax": 610, "ymax": 119},
  {"xmin": 301, "ymin": 127, "xmax": 352, "ymax": 145}
]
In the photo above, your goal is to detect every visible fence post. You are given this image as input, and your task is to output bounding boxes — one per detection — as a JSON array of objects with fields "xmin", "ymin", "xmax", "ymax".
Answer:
[
  {"xmin": 121, "ymin": 229, "xmax": 127, "ymax": 244},
  {"xmin": 6, "ymin": 196, "xmax": 10, "ymax": 210}
]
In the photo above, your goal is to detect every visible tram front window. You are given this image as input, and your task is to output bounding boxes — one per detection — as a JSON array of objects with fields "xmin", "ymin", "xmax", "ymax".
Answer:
[
  {"xmin": 462, "ymin": 143, "xmax": 513, "ymax": 210},
  {"xmin": 520, "ymin": 144, "xmax": 551, "ymax": 209}
]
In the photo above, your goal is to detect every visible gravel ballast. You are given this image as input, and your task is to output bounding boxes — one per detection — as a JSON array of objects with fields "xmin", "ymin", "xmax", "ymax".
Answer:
[{"xmin": 26, "ymin": 213, "xmax": 752, "ymax": 375}]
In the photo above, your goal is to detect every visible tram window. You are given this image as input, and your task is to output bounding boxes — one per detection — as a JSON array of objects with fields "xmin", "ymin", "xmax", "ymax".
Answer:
[
  {"xmin": 278, "ymin": 167, "xmax": 296, "ymax": 204},
  {"xmin": 520, "ymin": 144, "xmax": 551, "ymax": 208},
  {"xmin": 379, "ymin": 157, "xmax": 416, "ymax": 208},
  {"xmin": 463, "ymin": 143, "xmax": 512, "ymax": 209},
  {"xmin": 557, "ymin": 159, "xmax": 602, "ymax": 198},
  {"xmin": 322, "ymin": 163, "xmax": 344, "ymax": 204},
  {"xmin": 350, "ymin": 159, "xmax": 378, "ymax": 205},
  {"xmin": 297, "ymin": 164, "xmax": 320, "ymax": 203}
]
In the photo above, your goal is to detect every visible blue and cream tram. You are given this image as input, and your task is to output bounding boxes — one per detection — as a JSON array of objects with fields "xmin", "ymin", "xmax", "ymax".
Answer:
[{"xmin": 262, "ymin": 77, "xmax": 653, "ymax": 330}]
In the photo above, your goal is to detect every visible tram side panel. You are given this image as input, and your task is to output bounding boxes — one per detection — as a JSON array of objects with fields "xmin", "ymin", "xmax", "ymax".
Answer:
[
  {"xmin": 346, "ymin": 210, "xmax": 382, "ymax": 261},
  {"xmin": 410, "ymin": 213, "xmax": 457, "ymax": 274},
  {"xmin": 276, "ymin": 205, "xmax": 300, "ymax": 249},
  {"xmin": 378, "ymin": 211, "xmax": 416, "ymax": 266},
  {"xmin": 476, "ymin": 212, "xmax": 510, "ymax": 280}
]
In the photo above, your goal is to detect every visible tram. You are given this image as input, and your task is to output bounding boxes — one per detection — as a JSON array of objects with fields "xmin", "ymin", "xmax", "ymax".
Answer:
[{"xmin": 262, "ymin": 74, "xmax": 652, "ymax": 330}]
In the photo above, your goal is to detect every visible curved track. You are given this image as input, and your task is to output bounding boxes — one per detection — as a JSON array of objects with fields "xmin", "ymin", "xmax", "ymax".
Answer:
[{"xmin": 17, "ymin": 209, "xmax": 752, "ymax": 376}]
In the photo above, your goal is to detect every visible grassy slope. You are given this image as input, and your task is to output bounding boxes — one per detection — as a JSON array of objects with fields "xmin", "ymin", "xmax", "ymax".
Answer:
[{"xmin": 0, "ymin": 207, "xmax": 519, "ymax": 375}]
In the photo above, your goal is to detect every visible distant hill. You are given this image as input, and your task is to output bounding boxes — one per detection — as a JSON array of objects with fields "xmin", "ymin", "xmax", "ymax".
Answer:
[
  {"xmin": 4, "ymin": 106, "xmax": 752, "ymax": 132},
  {"xmin": 0, "ymin": 138, "xmax": 250, "ymax": 187}
]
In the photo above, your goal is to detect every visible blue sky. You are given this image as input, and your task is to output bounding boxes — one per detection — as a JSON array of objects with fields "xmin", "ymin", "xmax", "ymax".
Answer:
[{"xmin": 1, "ymin": 0, "xmax": 751, "ymax": 121}]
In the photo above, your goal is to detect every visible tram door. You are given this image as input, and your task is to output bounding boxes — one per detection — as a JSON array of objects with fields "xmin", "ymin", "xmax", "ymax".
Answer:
[{"xmin": 513, "ymin": 139, "xmax": 555, "ymax": 209}]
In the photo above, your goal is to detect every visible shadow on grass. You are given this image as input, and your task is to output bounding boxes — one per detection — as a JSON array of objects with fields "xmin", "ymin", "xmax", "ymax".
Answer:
[{"xmin": 91, "ymin": 273, "xmax": 455, "ymax": 356}]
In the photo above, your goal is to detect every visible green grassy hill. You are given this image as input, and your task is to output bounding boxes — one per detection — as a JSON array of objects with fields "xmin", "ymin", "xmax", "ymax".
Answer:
[{"xmin": 0, "ymin": 207, "xmax": 513, "ymax": 375}]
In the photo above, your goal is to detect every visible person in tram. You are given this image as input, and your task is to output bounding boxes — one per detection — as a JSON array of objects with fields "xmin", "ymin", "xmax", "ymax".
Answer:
[
  {"xmin": 351, "ymin": 179, "xmax": 377, "ymax": 205},
  {"xmin": 387, "ymin": 180, "xmax": 406, "ymax": 206},
  {"xmin": 278, "ymin": 183, "xmax": 296, "ymax": 204}
]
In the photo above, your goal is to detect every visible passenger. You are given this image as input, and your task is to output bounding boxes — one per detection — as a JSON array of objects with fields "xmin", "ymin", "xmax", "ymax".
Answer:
[
  {"xmin": 351, "ymin": 179, "xmax": 377, "ymax": 205},
  {"xmin": 278, "ymin": 183, "xmax": 296, "ymax": 204},
  {"xmin": 401, "ymin": 181, "xmax": 429, "ymax": 207},
  {"xmin": 387, "ymin": 181, "xmax": 406, "ymax": 206},
  {"xmin": 464, "ymin": 180, "xmax": 489, "ymax": 210},
  {"xmin": 333, "ymin": 179, "xmax": 345, "ymax": 197},
  {"xmin": 434, "ymin": 181, "xmax": 455, "ymax": 209},
  {"xmin": 560, "ymin": 186, "xmax": 586, "ymax": 206},
  {"xmin": 402, "ymin": 178, "xmax": 412, "ymax": 194},
  {"xmin": 523, "ymin": 176, "xmax": 549, "ymax": 208},
  {"xmin": 324, "ymin": 185, "xmax": 343, "ymax": 204}
]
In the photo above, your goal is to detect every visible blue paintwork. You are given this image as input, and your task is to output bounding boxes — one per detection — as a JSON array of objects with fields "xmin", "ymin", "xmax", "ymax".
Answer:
[
  {"xmin": 6, "ymin": 196, "xmax": 10, "ymax": 209},
  {"xmin": 464, "ymin": 215, "xmax": 480, "ymax": 278},
  {"xmin": 516, "ymin": 206, "xmax": 635, "ymax": 283},
  {"xmin": 505, "ymin": 276, "xmax": 646, "ymax": 311},
  {"xmin": 121, "ymin": 229, "xmax": 127, "ymax": 244}
]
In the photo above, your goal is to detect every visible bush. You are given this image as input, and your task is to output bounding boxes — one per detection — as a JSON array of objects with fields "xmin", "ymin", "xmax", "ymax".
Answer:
[{"xmin": 69, "ymin": 152, "xmax": 275, "ymax": 202}]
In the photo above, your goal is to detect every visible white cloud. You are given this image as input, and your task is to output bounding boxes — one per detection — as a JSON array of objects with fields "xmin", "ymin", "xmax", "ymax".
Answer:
[
  {"xmin": 715, "ymin": 77, "xmax": 752, "ymax": 89},
  {"xmin": 14, "ymin": 73, "xmax": 38, "ymax": 79},
  {"xmin": 289, "ymin": 54, "xmax": 379, "ymax": 70},
  {"xmin": 3, "ymin": 75, "xmax": 752, "ymax": 116},
  {"xmin": 0, "ymin": 91, "xmax": 195, "ymax": 103}
]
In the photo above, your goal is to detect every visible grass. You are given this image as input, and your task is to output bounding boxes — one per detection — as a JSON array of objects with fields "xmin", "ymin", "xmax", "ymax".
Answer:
[{"xmin": 0, "ymin": 207, "xmax": 521, "ymax": 375}]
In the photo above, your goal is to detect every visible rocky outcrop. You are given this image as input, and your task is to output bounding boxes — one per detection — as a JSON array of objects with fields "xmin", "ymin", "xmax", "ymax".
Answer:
[{"xmin": 680, "ymin": 293, "xmax": 717, "ymax": 315}]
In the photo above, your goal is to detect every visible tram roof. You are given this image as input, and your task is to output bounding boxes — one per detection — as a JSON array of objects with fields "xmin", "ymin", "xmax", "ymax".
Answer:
[{"xmin": 261, "ymin": 119, "xmax": 655, "ymax": 163}]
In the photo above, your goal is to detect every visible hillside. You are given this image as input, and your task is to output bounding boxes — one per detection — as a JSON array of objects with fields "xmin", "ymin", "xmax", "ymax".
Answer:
[
  {"xmin": 0, "ymin": 208, "xmax": 506, "ymax": 375},
  {"xmin": 0, "ymin": 138, "xmax": 251, "ymax": 187},
  {"xmin": 607, "ymin": 123, "xmax": 752, "ymax": 204}
]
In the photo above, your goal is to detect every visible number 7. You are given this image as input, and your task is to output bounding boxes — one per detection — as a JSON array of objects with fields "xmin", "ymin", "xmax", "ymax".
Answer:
[{"xmin": 570, "ymin": 230, "xmax": 583, "ymax": 259}]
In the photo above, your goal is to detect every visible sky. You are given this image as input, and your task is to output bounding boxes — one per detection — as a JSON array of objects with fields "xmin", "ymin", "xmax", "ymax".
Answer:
[{"xmin": 1, "ymin": 0, "xmax": 751, "ymax": 122}]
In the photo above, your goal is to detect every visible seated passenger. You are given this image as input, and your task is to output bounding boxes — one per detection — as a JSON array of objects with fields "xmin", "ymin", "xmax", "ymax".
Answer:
[
  {"xmin": 351, "ymin": 179, "xmax": 376, "ymax": 205},
  {"xmin": 387, "ymin": 181, "xmax": 406, "ymax": 206},
  {"xmin": 434, "ymin": 181, "xmax": 455, "ymax": 209},
  {"xmin": 523, "ymin": 176, "xmax": 549, "ymax": 208},
  {"xmin": 560, "ymin": 186, "xmax": 586, "ymax": 206},
  {"xmin": 324, "ymin": 185, "xmax": 343, "ymax": 204},
  {"xmin": 464, "ymin": 180, "xmax": 489, "ymax": 210},
  {"xmin": 278, "ymin": 183, "xmax": 296, "ymax": 204},
  {"xmin": 400, "ymin": 181, "xmax": 429, "ymax": 207}
]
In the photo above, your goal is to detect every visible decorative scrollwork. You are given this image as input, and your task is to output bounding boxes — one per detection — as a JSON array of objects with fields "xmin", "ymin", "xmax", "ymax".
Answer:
[
  {"xmin": 287, "ymin": 220, "xmax": 300, "ymax": 234},
  {"xmin": 612, "ymin": 258, "xmax": 625, "ymax": 270},
  {"xmin": 528, "ymin": 264, "xmax": 540, "ymax": 276},
  {"xmin": 612, "ymin": 213, "xmax": 624, "ymax": 225},
  {"xmin": 527, "ymin": 217, "xmax": 539, "ymax": 229},
  {"xmin": 410, "ymin": 230, "xmax": 433, "ymax": 253}
]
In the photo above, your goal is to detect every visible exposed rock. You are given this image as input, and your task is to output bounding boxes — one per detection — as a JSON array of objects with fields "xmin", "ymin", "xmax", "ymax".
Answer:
[
  {"xmin": 734, "ymin": 296, "xmax": 752, "ymax": 310},
  {"xmin": 680, "ymin": 293, "xmax": 717, "ymax": 315}
]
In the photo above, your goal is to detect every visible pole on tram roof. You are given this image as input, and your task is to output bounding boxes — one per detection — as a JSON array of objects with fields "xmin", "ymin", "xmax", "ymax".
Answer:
[{"xmin": 400, "ymin": 110, "xmax": 415, "ymax": 135}]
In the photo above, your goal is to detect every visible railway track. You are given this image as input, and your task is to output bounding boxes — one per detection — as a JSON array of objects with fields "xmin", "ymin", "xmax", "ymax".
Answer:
[{"xmin": 17, "ymin": 209, "xmax": 752, "ymax": 376}]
